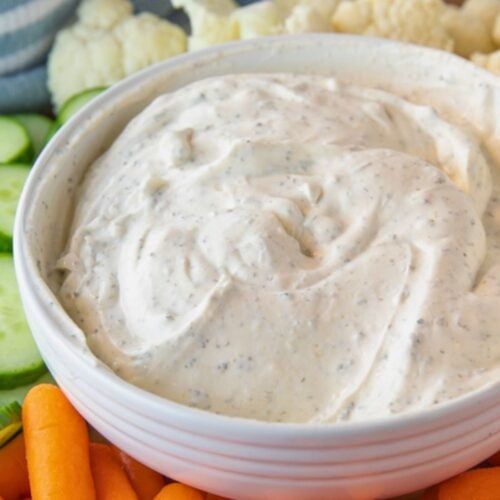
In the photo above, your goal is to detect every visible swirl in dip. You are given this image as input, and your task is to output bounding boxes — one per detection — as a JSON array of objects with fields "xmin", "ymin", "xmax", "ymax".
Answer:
[{"xmin": 58, "ymin": 74, "xmax": 500, "ymax": 423}]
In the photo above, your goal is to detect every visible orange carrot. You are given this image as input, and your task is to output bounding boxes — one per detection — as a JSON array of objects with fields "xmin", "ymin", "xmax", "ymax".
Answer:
[
  {"xmin": 489, "ymin": 451, "xmax": 500, "ymax": 467},
  {"xmin": 154, "ymin": 483, "xmax": 205, "ymax": 500},
  {"xmin": 0, "ymin": 433, "xmax": 30, "ymax": 500},
  {"xmin": 90, "ymin": 443, "xmax": 138, "ymax": 500},
  {"xmin": 421, "ymin": 486, "xmax": 439, "ymax": 500},
  {"xmin": 22, "ymin": 385, "xmax": 95, "ymax": 500},
  {"xmin": 437, "ymin": 467, "xmax": 500, "ymax": 499},
  {"xmin": 112, "ymin": 446, "xmax": 165, "ymax": 499}
]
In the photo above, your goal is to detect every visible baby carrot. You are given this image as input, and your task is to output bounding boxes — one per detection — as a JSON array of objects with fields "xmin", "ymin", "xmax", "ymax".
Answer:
[
  {"xmin": 112, "ymin": 446, "xmax": 165, "ymax": 500},
  {"xmin": 90, "ymin": 443, "xmax": 138, "ymax": 500},
  {"xmin": 488, "ymin": 451, "xmax": 500, "ymax": 467},
  {"xmin": 0, "ymin": 433, "xmax": 30, "ymax": 500},
  {"xmin": 422, "ymin": 486, "xmax": 439, "ymax": 500},
  {"xmin": 437, "ymin": 467, "xmax": 500, "ymax": 499},
  {"xmin": 154, "ymin": 483, "xmax": 205, "ymax": 500},
  {"xmin": 22, "ymin": 384, "xmax": 96, "ymax": 500}
]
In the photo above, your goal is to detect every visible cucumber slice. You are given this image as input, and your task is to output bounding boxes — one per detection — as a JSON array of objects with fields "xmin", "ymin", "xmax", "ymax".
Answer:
[
  {"xmin": 0, "ymin": 372, "xmax": 55, "ymax": 407},
  {"xmin": 0, "ymin": 117, "xmax": 32, "ymax": 164},
  {"xmin": 45, "ymin": 121, "xmax": 60, "ymax": 145},
  {"xmin": 0, "ymin": 164, "xmax": 30, "ymax": 253},
  {"xmin": 12, "ymin": 114, "xmax": 54, "ymax": 157},
  {"xmin": 58, "ymin": 87, "xmax": 107, "ymax": 125},
  {"xmin": 0, "ymin": 401, "xmax": 22, "ymax": 447},
  {"xmin": 45, "ymin": 88, "xmax": 107, "ymax": 144},
  {"xmin": 0, "ymin": 254, "xmax": 46, "ymax": 389}
]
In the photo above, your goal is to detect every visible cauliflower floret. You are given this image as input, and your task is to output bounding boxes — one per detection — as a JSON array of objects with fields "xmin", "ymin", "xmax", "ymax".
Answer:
[
  {"xmin": 332, "ymin": 0, "xmax": 454, "ymax": 52},
  {"xmin": 232, "ymin": 1, "xmax": 283, "ymax": 39},
  {"xmin": 493, "ymin": 14, "xmax": 500, "ymax": 46},
  {"xmin": 48, "ymin": 25, "xmax": 125, "ymax": 108},
  {"xmin": 172, "ymin": 0, "xmax": 238, "ymax": 51},
  {"xmin": 78, "ymin": 0, "xmax": 132, "ymax": 29},
  {"xmin": 471, "ymin": 50, "xmax": 500, "ymax": 75},
  {"xmin": 296, "ymin": 0, "xmax": 341, "ymax": 19},
  {"xmin": 48, "ymin": 0, "xmax": 187, "ymax": 109},
  {"xmin": 441, "ymin": 5, "xmax": 494, "ymax": 57},
  {"xmin": 331, "ymin": 0, "xmax": 372, "ymax": 33},
  {"xmin": 463, "ymin": 0, "xmax": 500, "ymax": 34},
  {"xmin": 115, "ymin": 13, "xmax": 187, "ymax": 74},
  {"xmin": 285, "ymin": 0, "xmax": 340, "ymax": 33},
  {"xmin": 274, "ymin": 0, "xmax": 302, "ymax": 15},
  {"xmin": 285, "ymin": 5, "xmax": 332, "ymax": 33},
  {"xmin": 232, "ymin": 0, "xmax": 340, "ymax": 38}
]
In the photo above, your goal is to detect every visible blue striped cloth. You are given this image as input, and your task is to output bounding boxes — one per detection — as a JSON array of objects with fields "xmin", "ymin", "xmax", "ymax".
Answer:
[
  {"xmin": 0, "ymin": 0, "xmax": 79, "ymax": 77},
  {"xmin": 0, "ymin": 0, "xmax": 79, "ymax": 112}
]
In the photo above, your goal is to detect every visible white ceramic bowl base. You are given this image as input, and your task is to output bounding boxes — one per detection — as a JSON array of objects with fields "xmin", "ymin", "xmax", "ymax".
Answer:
[{"xmin": 14, "ymin": 35, "xmax": 500, "ymax": 500}]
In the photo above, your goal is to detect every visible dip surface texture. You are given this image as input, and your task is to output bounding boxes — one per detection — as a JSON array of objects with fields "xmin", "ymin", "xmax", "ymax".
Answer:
[{"xmin": 58, "ymin": 74, "xmax": 500, "ymax": 423}]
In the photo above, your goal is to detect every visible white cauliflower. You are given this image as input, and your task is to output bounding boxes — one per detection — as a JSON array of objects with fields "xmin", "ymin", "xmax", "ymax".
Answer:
[
  {"xmin": 115, "ymin": 13, "xmax": 186, "ymax": 74},
  {"xmin": 284, "ymin": 0, "xmax": 340, "ymax": 33},
  {"xmin": 331, "ymin": 0, "xmax": 372, "ymax": 33},
  {"xmin": 493, "ymin": 13, "xmax": 500, "ymax": 46},
  {"xmin": 172, "ymin": 0, "xmax": 238, "ymax": 51},
  {"xmin": 471, "ymin": 50, "xmax": 500, "ymax": 75},
  {"xmin": 332, "ymin": 0, "xmax": 454, "ymax": 52},
  {"xmin": 78, "ymin": 0, "xmax": 132, "ymax": 29},
  {"xmin": 48, "ymin": 0, "xmax": 187, "ymax": 109},
  {"xmin": 441, "ymin": 5, "xmax": 494, "ymax": 57},
  {"xmin": 285, "ymin": 5, "xmax": 329, "ymax": 33},
  {"xmin": 231, "ymin": 0, "xmax": 341, "ymax": 39},
  {"xmin": 273, "ymin": 0, "xmax": 301, "ymax": 15},
  {"xmin": 232, "ymin": 1, "xmax": 283, "ymax": 39},
  {"xmin": 296, "ymin": 0, "xmax": 340, "ymax": 19},
  {"xmin": 48, "ymin": 26, "xmax": 125, "ymax": 109},
  {"xmin": 462, "ymin": 0, "xmax": 500, "ymax": 34}
]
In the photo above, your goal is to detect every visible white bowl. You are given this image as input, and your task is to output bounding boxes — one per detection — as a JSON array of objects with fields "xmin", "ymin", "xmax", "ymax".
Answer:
[{"xmin": 14, "ymin": 35, "xmax": 500, "ymax": 500}]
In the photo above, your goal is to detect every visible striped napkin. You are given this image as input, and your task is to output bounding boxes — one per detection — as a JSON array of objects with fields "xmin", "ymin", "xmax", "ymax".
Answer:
[
  {"xmin": 0, "ymin": 0, "xmax": 79, "ymax": 77},
  {"xmin": 0, "ymin": 0, "xmax": 78, "ymax": 112}
]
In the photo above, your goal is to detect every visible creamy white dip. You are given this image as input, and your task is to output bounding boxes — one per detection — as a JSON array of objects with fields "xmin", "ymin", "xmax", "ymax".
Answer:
[{"xmin": 58, "ymin": 74, "xmax": 500, "ymax": 423}]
